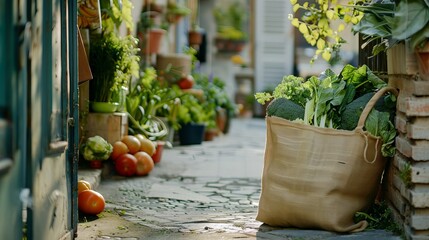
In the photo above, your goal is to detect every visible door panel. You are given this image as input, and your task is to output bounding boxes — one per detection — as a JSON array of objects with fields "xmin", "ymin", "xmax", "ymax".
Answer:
[
  {"xmin": 28, "ymin": 0, "xmax": 73, "ymax": 239},
  {"xmin": 0, "ymin": 0, "xmax": 27, "ymax": 239},
  {"xmin": 1, "ymin": 0, "xmax": 78, "ymax": 238}
]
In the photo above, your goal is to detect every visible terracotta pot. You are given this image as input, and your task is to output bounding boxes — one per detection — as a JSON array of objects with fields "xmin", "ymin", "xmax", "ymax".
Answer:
[
  {"xmin": 215, "ymin": 108, "xmax": 227, "ymax": 133},
  {"xmin": 204, "ymin": 129, "xmax": 218, "ymax": 141},
  {"xmin": 215, "ymin": 37, "xmax": 246, "ymax": 53},
  {"xmin": 188, "ymin": 30, "xmax": 202, "ymax": 45},
  {"xmin": 138, "ymin": 29, "xmax": 166, "ymax": 54},
  {"xmin": 152, "ymin": 141, "xmax": 165, "ymax": 164}
]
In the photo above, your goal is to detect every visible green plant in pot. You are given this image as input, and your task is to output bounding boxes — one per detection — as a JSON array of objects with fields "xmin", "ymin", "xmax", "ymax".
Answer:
[
  {"xmin": 88, "ymin": 32, "xmax": 140, "ymax": 113},
  {"xmin": 126, "ymin": 67, "xmax": 179, "ymax": 141},
  {"xmin": 165, "ymin": 0, "xmax": 191, "ymax": 24},
  {"xmin": 175, "ymin": 90, "xmax": 211, "ymax": 145},
  {"xmin": 213, "ymin": 2, "xmax": 248, "ymax": 53},
  {"xmin": 193, "ymin": 73, "xmax": 236, "ymax": 134},
  {"xmin": 137, "ymin": 3, "xmax": 167, "ymax": 56}
]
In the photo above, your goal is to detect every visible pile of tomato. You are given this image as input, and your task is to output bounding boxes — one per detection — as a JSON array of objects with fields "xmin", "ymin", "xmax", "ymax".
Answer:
[
  {"xmin": 78, "ymin": 180, "xmax": 105, "ymax": 215},
  {"xmin": 111, "ymin": 134, "xmax": 155, "ymax": 177}
]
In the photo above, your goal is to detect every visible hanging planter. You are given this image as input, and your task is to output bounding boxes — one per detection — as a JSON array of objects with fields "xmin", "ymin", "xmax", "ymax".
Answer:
[{"xmin": 188, "ymin": 30, "xmax": 203, "ymax": 46}]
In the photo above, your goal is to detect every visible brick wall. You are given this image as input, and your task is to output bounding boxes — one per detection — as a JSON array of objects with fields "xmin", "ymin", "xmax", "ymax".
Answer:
[{"xmin": 386, "ymin": 42, "xmax": 429, "ymax": 240}]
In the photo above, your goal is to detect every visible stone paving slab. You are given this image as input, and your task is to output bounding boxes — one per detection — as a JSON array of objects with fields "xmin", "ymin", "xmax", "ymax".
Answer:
[{"xmin": 146, "ymin": 183, "xmax": 216, "ymax": 203}]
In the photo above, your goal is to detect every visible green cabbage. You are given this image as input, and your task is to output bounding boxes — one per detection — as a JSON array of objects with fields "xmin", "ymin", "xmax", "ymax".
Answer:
[{"xmin": 81, "ymin": 136, "xmax": 113, "ymax": 161}]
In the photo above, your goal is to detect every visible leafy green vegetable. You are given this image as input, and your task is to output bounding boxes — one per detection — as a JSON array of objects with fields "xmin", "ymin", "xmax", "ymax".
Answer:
[
  {"xmin": 255, "ymin": 63, "xmax": 396, "ymax": 157},
  {"xmin": 255, "ymin": 75, "xmax": 311, "ymax": 107},
  {"xmin": 81, "ymin": 136, "xmax": 113, "ymax": 161},
  {"xmin": 365, "ymin": 109, "xmax": 397, "ymax": 157},
  {"xmin": 339, "ymin": 65, "xmax": 386, "ymax": 96},
  {"xmin": 304, "ymin": 72, "xmax": 346, "ymax": 128},
  {"xmin": 266, "ymin": 98, "xmax": 305, "ymax": 121}
]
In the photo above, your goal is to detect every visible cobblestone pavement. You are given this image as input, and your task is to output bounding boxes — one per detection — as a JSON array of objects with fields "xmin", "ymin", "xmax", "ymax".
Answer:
[{"xmin": 77, "ymin": 118, "xmax": 402, "ymax": 240}]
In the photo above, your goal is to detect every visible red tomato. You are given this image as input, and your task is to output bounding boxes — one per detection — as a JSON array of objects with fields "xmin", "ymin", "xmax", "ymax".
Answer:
[
  {"xmin": 177, "ymin": 75, "xmax": 194, "ymax": 89},
  {"xmin": 111, "ymin": 141, "xmax": 129, "ymax": 161},
  {"xmin": 78, "ymin": 190, "xmax": 105, "ymax": 215},
  {"xmin": 134, "ymin": 151, "xmax": 154, "ymax": 176},
  {"xmin": 115, "ymin": 153, "xmax": 137, "ymax": 176}
]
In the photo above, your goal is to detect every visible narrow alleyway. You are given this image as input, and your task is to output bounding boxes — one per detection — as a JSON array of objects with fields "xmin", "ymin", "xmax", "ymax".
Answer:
[{"xmin": 76, "ymin": 118, "xmax": 401, "ymax": 240}]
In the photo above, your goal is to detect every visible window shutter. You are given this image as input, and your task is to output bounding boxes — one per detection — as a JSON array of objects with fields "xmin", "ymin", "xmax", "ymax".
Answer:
[{"xmin": 254, "ymin": 0, "xmax": 294, "ymax": 92}]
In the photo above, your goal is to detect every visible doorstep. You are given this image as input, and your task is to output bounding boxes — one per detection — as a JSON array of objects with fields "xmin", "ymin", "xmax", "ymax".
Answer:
[{"xmin": 78, "ymin": 168, "xmax": 102, "ymax": 190}]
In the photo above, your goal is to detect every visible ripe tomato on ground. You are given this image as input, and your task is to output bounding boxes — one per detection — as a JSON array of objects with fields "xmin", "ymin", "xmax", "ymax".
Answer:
[
  {"xmin": 110, "ymin": 141, "xmax": 129, "ymax": 161},
  {"xmin": 115, "ymin": 153, "xmax": 138, "ymax": 176},
  {"xmin": 78, "ymin": 190, "xmax": 105, "ymax": 215},
  {"xmin": 134, "ymin": 151, "xmax": 154, "ymax": 176},
  {"xmin": 78, "ymin": 180, "xmax": 92, "ymax": 195}
]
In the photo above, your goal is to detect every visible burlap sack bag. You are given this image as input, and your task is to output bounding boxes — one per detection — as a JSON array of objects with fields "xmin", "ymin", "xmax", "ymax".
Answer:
[{"xmin": 256, "ymin": 87, "xmax": 398, "ymax": 233}]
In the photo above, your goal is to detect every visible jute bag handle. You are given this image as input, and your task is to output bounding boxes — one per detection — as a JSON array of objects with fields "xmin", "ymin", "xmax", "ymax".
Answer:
[{"xmin": 355, "ymin": 86, "xmax": 399, "ymax": 163}]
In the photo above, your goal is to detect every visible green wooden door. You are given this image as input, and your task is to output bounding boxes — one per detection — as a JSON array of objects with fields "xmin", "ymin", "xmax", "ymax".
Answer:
[
  {"xmin": 0, "ymin": 0, "xmax": 79, "ymax": 239},
  {"xmin": 0, "ymin": 0, "xmax": 28, "ymax": 239}
]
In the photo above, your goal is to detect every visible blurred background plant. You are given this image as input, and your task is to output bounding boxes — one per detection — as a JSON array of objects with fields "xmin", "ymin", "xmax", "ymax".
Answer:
[{"xmin": 288, "ymin": 0, "xmax": 369, "ymax": 64}]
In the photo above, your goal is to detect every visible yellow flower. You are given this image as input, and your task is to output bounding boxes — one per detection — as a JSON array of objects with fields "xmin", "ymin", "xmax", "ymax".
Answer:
[{"xmin": 231, "ymin": 55, "xmax": 244, "ymax": 65}]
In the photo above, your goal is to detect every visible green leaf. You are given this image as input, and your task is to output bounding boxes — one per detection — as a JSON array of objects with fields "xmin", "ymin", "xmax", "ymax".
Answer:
[
  {"xmin": 392, "ymin": 0, "xmax": 429, "ymax": 41},
  {"xmin": 365, "ymin": 110, "xmax": 396, "ymax": 157}
]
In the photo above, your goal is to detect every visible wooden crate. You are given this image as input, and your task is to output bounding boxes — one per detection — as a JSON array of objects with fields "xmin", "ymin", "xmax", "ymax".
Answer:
[
  {"xmin": 387, "ymin": 42, "xmax": 419, "ymax": 75},
  {"xmin": 86, "ymin": 112, "xmax": 128, "ymax": 144}
]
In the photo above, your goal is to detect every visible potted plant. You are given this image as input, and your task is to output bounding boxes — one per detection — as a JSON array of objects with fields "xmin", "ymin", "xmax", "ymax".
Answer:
[
  {"xmin": 188, "ymin": 24, "xmax": 203, "ymax": 47},
  {"xmin": 187, "ymin": 1, "xmax": 203, "ymax": 47},
  {"xmin": 165, "ymin": 0, "xmax": 191, "ymax": 24},
  {"xmin": 193, "ymin": 73, "xmax": 236, "ymax": 135},
  {"xmin": 126, "ymin": 67, "xmax": 174, "ymax": 141},
  {"xmin": 137, "ymin": 4, "xmax": 167, "ymax": 55},
  {"xmin": 88, "ymin": 32, "xmax": 140, "ymax": 113},
  {"xmin": 175, "ymin": 90, "xmax": 210, "ymax": 145},
  {"xmin": 213, "ymin": 2, "xmax": 248, "ymax": 53},
  {"xmin": 81, "ymin": 135, "xmax": 113, "ymax": 169}
]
